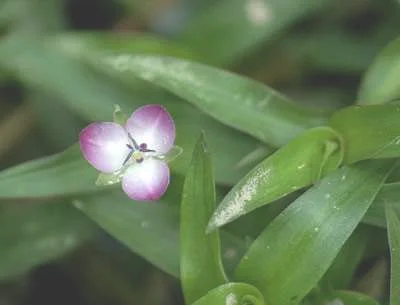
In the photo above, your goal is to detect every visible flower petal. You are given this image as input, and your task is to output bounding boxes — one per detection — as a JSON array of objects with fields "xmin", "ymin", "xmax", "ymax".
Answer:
[
  {"xmin": 79, "ymin": 122, "xmax": 131, "ymax": 173},
  {"xmin": 122, "ymin": 159, "xmax": 170, "ymax": 201},
  {"xmin": 125, "ymin": 104, "xmax": 175, "ymax": 154}
]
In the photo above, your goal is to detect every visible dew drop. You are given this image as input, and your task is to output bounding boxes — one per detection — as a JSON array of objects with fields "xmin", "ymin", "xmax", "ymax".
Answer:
[
  {"xmin": 63, "ymin": 235, "xmax": 77, "ymax": 247},
  {"xmin": 314, "ymin": 227, "xmax": 320, "ymax": 232},
  {"xmin": 140, "ymin": 221, "xmax": 149, "ymax": 228},
  {"xmin": 72, "ymin": 199, "xmax": 84, "ymax": 210},
  {"xmin": 297, "ymin": 163, "xmax": 306, "ymax": 170},
  {"xmin": 325, "ymin": 193, "xmax": 331, "ymax": 199}
]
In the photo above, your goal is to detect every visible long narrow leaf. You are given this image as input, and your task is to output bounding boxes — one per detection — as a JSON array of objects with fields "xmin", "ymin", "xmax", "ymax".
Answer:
[
  {"xmin": 191, "ymin": 283, "xmax": 264, "ymax": 305},
  {"xmin": 358, "ymin": 36, "xmax": 400, "ymax": 105},
  {"xmin": 208, "ymin": 127, "xmax": 343, "ymax": 231},
  {"xmin": 180, "ymin": 0, "xmax": 332, "ymax": 65},
  {"xmin": 234, "ymin": 160, "xmax": 395, "ymax": 305},
  {"xmin": 385, "ymin": 203, "xmax": 400, "ymax": 305},
  {"xmin": 0, "ymin": 202, "xmax": 94, "ymax": 279},
  {"xmin": 98, "ymin": 54, "xmax": 328, "ymax": 147},
  {"xmin": 181, "ymin": 133, "xmax": 227, "ymax": 303},
  {"xmin": 72, "ymin": 190, "xmax": 245, "ymax": 279}
]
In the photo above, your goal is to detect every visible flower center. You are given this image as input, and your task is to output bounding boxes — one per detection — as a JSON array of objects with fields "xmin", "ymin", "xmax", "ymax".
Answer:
[{"xmin": 123, "ymin": 133, "xmax": 156, "ymax": 165}]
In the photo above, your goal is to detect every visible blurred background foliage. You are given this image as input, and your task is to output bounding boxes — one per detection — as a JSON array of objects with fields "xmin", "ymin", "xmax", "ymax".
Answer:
[{"xmin": 0, "ymin": 0, "xmax": 399, "ymax": 304}]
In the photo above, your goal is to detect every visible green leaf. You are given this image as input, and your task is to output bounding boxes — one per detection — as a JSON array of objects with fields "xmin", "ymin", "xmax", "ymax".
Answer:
[
  {"xmin": 0, "ymin": 202, "xmax": 93, "ymax": 279},
  {"xmin": 363, "ymin": 182, "xmax": 400, "ymax": 228},
  {"xmin": 191, "ymin": 283, "xmax": 264, "ymax": 305},
  {"xmin": 234, "ymin": 160, "xmax": 395, "ymax": 305},
  {"xmin": 320, "ymin": 227, "xmax": 368, "ymax": 290},
  {"xmin": 180, "ymin": 0, "xmax": 332, "ymax": 65},
  {"xmin": 72, "ymin": 190, "xmax": 181, "ymax": 277},
  {"xmin": 208, "ymin": 127, "xmax": 343, "ymax": 231},
  {"xmin": 99, "ymin": 54, "xmax": 328, "ymax": 147},
  {"xmin": 358, "ymin": 36, "xmax": 400, "ymax": 105},
  {"xmin": 0, "ymin": 35, "xmax": 267, "ymax": 190},
  {"xmin": 327, "ymin": 290, "xmax": 380, "ymax": 305},
  {"xmin": 0, "ymin": 145, "xmax": 98, "ymax": 199},
  {"xmin": 112, "ymin": 104, "xmax": 128, "ymax": 125},
  {"xmin": 385, "ymin": 203, "xmax": 400, "ymax": 305},
  {"xmin": 72, "ymin": 190, "xmax": 246, "ymax": 279},
  {"xmin": 329, "ymin": 104, "xmax": 400, "ymax": 164},
  {"xmin": 181, "ymin": 134, "xmax": 227, "ymax": 304},
  {"xmin": 66, "ymin": 32, "xmax": 197, "ymax": 59}
]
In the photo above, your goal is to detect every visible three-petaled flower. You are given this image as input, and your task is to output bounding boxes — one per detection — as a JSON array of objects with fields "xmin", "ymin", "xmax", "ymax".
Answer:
[{"xmin": 79, "ymin": 104, "xmax": 177, "ymax": 201}]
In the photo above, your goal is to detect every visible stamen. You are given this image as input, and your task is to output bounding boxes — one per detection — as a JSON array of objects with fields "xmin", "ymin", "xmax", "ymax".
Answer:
[
  {"xmin": 139, "ymin": 143, "xmax": 156, "ymax": 153},
  {"xmin": 128, "ymin": 133, "xmax": 139, "ymax": 149},
  {"xmin": 123, "ymin": 150, "xmax": 134, "ymax": 165}
]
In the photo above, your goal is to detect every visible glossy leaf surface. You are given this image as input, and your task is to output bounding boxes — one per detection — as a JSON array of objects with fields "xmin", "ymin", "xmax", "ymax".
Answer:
[
  {"xmin": 191, "ymin": 283, "xmax": 264, "ymax": 305},
  {"xmin": 234, "ymin": 160, "xmax": 394, "ymax": 305},
  {"xmin": 72, "ymin": 190, "xmax": 245, "ymax": 279},
  {"xmin": 0, "ymin": 145, "xmax": 98, "ymax": 199},
  {"xmin": 385, "ymin": 203, "xmax": 400, "ymax": 305},
  {"xmin": 358, "ymin": 36, "xmax": 400, "ymax": 105},
  {"xmin": 180, "ymin": 134, "xmax": 227, "ymax": 303},
  {"xmin": 208, "ymin": 127, "xmax": 343, "ymax": 230},
  {"xmin": 329, "ymin": 104, "xmax": 400, "ymax": 164},
  {"xmin": 327, "ymin": 290, "xmax": 380, "ymax": 305},
  {"xmin": 363, "ymin": 182, "xmax": 400, "ymax": 228},
  {"xmin": 100, "ymin": 54, "xmax": 328, "ymax": 147}
]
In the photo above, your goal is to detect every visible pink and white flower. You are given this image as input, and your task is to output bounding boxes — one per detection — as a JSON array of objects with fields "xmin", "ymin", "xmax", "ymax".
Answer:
[{"xmin": 79, "ymin": 104, "xmax": 177, "ymax": 201}]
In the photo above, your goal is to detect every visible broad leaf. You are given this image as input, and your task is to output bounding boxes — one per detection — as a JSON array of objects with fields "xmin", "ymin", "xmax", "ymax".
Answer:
[
  {"xmin": 234, "ymin": 160, "xmax": 394, "ymax": 305},
  {"xmin": 180, "ymin": 134, "xmax": 227, "ymax": 304},
  {"xmin": 385, "ymin": 203, "xmax": 400, "ymax": 305}
]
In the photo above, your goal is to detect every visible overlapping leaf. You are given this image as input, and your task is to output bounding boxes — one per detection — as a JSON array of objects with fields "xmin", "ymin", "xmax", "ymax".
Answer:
[
  {"xmin": 191, "ymin": 283, "xmax": 264, "ymax": 305},
  {"xmin": 385, "ymin": 203, "xmax": 400, "ymax": 305},
  {"xmin": 234, "ymin": 160, "xmax": 394, "ymax": 305},
  {"xmin": 72, "ymin": 189, "xmax": 246, "ymax": 279},
  {"xmin": 208, "ymin": 127, "xmax": 343, "ymax": 230}
]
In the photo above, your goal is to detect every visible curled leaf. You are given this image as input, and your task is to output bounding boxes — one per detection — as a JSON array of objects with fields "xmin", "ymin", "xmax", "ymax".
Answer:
[
  {"xmin": 191, "ymin": 283, "xmax": 264, "ymax": 305},
  {"xmin": 208, "ymin": 127, "xmax": 344, "ymax": 231},
  {"xmin": 329, "ymin": 103, "xmax": 400, "ymax": 164}
]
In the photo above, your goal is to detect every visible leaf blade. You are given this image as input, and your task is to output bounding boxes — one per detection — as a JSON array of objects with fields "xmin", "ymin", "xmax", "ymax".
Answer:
[
  {"xmin": 358, "ymin": 36, "xmax": 400, "ymax": 105},
  {"xmin": 208, "ymin": 127, "xmax": 343, "ymax": 230},
  {"xmin": 234, "ymin": 160, "xmax": 395, "ymax": 305},
  {"xmin": 180, "ymin": 133, "xmax": 227, "ymax": 303},
  {"xmin": 100, "ymin": 54, "xmax": 328, "ymax": 147},
  {"xmin": 385, "ymin": 203, "xmax": 400, "ymax": 305}
]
